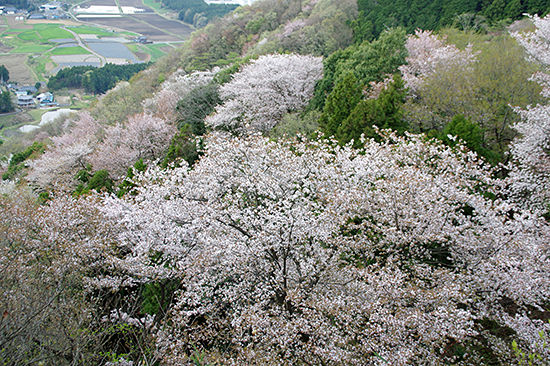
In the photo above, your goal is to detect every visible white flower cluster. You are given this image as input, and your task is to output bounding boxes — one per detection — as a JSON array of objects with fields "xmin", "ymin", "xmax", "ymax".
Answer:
[
  {"xmin": 101, "ymin": 131, "xmax": 549, "ymax": 364},
  {"xmin": 206, "ymin": 54, "xmax": 323, "ymax": 133},
  {"xmin": 399, "ymin": 30, "xmax": 478, "ymax": 94}
]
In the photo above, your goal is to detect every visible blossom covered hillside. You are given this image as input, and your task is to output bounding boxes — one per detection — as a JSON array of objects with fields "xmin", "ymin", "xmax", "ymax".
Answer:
[{"xmin": 1, "ymin": 1, "xmax": 549, "ymax": 365}]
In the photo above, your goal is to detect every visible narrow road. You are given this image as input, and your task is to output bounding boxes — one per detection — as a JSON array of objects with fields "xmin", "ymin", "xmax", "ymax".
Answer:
[{"xmin": 62, "ymin": 26, "xmax": 107, "ymax": 66}]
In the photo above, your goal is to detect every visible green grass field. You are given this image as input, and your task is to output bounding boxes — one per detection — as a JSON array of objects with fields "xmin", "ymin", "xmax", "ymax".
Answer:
[
  {"xmin": 27, "ymin": 108, "xmax": 48, "ymax": 122},
  {"xmin": 4, "ymin": 24, "xmax": 76, "ymax": 56},
  {"xmin": 17, "ymin": 30, "xmax": 41, "ymax": 41},
  {"xmin": 120, "ymin": 31, "xmax": 140, "ymax": 37},
  {"xmin": 127, "ymin": 42, "xmax": 171, "ymax": 61},
  {"xmin": 34, "ymin": 24, "xmax": 74, "ymax": 40},
  {"xmin": 50, "ymin": 46, "xmax": 91, "ymax": 55},
  {"xmin": 12, "ymin": 25, "xmax": 76, "ymax": 42},
  {"xmin": 27, "ymin": 54, "xmax": 50, "ymax": 81},
  {"xmin": 0, "ymin": 18, "xmax": 174, "ymax": 83},
  {"xmin": 142, "ymin": 0, "xmax": 167, "ymax": 15},
  {"xmin": 144, "ymin": 43, "xmax": 171, "ymax": 60},
  {"xmin": 11, "ymin": 44, "xmax": 53, "ymax": 53}
]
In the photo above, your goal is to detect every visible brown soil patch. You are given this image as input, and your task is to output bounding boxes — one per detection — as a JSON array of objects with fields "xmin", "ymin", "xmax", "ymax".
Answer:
[
  {"xmin": 26, "ymin": 19, "xmax": 82, "ymax": 26},
  {"xmin": 132, "ymin": 13, "xmax": 192, "ymax": 37},
  {"xmin": 79, "ymin": 16, "xmax": 159, "ymax": 35},
  {"xmin": 5, "ymin": 16, "xmax": 33, "ymax": 29},
  {"xmin": 158, "ymin": 45, "xmax": 173, "ymax": 52},
  {"xmin": 77, "ymin": 12, "xmax": 191, "ymax": 42},
  {"xmin": 45, "ymin": 61, "xmax": 56, "ymax": 73},
  {"xmin": 135, "ymin": 51, "xmax": 149, "ymax": 61},
  {"xmin": 0, "ymin": 54, "xmax": 35, "ymax": 84},
  {"xmin": 56, "ymin": 95, "xmax": 71, "ymax": 104}
]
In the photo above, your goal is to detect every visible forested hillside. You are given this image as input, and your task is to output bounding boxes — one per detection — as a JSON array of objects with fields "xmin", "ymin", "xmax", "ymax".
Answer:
[
  {"xmin": 355, "ymin": 0, "xmax": 550, "ymax": 40},
  {"xmin": 1, "ymin": 0, "xmax": 549, "ymax": 365},
  {"xmin": 160, "ymin": 0, "xmax": 239, "ymax": 28},
  {"xmin": 47, "ymin": 63, "xmax": 151, "ymax": 94}
]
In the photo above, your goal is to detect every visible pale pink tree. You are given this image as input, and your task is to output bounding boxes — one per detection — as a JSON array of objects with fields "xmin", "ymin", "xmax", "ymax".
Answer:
[
  {"xmin": 90, "ymin": 113, "xmax": 176, "ymax": 178},
  {"xmin": 143, "ymin": 69, "xmax": 217, "ymax": 122},
  {"xmin": 509, "ymin": 14, "xmax": 550, "ymax": 214},
  {"xmin": 206, "ymin": 54, "xmax": 323, "ymax": 133},
  {"xmin": 507, "ymin": 105, "xmax": 550, "ymax": 213},
  {"xmin": 512, "ymin": 14, "xmax": 550, "ymax": 66},
  {"xmin": 27, "ymin": 112, "xmax": 100, "ymax": 190},
  {"xmin": 0, "ymin": 189, "xmax": 123, "ymax": 364},
  {"xmin": 103, "ymin": 131, "xmax": 549, "ymax": 365},
  {"xmin": 399, "ymin": 29, "xmax": 477, "ymax": 94}
]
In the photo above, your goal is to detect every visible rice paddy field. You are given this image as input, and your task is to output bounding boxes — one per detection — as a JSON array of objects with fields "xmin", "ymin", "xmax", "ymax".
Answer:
[
  {"xmin": 0, "ymin": 4, "xmax": 189, "ymax": 85},
  {"xmin": 0, "ymin": 3, "xmax": 191, "ymax": 142},
  {"xmin": 75, "ymin": 0, "xmax": 193, "ymax": 41}
]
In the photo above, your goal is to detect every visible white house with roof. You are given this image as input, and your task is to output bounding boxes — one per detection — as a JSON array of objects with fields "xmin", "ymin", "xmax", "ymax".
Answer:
[
  {"xmin": 40, "ymin": 2, "xmax": 61, "ymax": 11},
  {"xmin": 17, "ymin": 94, "xmax": 35, "ymax": 108},
  {"xmin": 37, "ymin": 92, "xmax": 54, "ymax": 103}
]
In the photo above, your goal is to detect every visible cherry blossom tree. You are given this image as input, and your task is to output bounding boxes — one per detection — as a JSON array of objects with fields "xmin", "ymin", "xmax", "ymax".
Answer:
[
  {"xmin": 399, "ymin": 30, "xmax": 477, "ymax": 94},
  {"xmin": 90, "ymin": 113, "xmax": 176, "ymax": 178},
  {"xmin": 206, "ymin": 54, "xmax": 323, "ymax": 133},
  {"xmin": 102, "ymin": 131, "xmax": 549, "ymax": 365},
  {"xmin": 143, "ymin": 69, "xmax": 217, "ymax": 122},
  {"xmin": 0, "ymin": 189, "xmax": 123, "ymax": 364},
  {"xmin": 508, "ymin": 14, "xmax": 550, "ymax": 214},
  {"xmin": 512, "ymin": 14, "xmax": 550, "ymax": 66},
  {"xmin": 26, "ymin": 112, "xmax": 100, "ymax": 190},
  {"xmin": 506, "ymin": 104, "xmax": 550, "ymax": 213}
]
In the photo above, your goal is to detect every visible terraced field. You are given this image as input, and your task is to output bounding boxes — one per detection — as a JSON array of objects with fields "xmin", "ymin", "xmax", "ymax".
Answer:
[
  {"xmin": 75, "ymin": 0, "xmax": 193, "ymax": 41},
  {"xmin": 0, "ymin": 10, "xmax": 187, "ymax": 84}
]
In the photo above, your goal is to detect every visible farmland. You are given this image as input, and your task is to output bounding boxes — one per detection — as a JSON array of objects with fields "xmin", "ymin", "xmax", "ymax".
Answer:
[
  {"xmin": 127, "ymin": 42, "xmax": 174, "ymax": 61},
  {"xmin": 0, "ymin": 0, "xmax": 193, "ymax": 85},
  {"xmin": 0, "ymin": 54, "xmax": 35, "ymax": 84},
  {"xmin": 0, "ymin": 1, "xmax": 193, "ymax": 141},
  {"xmin": 50, "ymin": 46, "xmax": 91, "ymax": 55},
  {"xmin": 0, "ymin": 19, "xmax": 137, "ymax": 82},
  {"xmin": 74, "ymin": 0, "xmax": 193, "ymax": 41}
]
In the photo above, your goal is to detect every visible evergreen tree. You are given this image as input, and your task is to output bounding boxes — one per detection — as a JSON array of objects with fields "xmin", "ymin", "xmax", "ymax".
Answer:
[
  {"xmin": 441, "ymin": 114, "xmax": 497, "ymax": 161},
  {"xmin": 337, "ymin": 75, "xmax": 407, "ymax": 146},
  {"xmin": 505, "ymin": 0, "xmax": 523, "ymax": 19},
  {"xmin": 176, "ymin": 83, "xmax": 220, "ymax": 134},
  {"xmin": 0, "ymin": 65, "xmax": 8, "ymax": 83},
  {"xmin": 483, "ymin": 0, "xmax": 508, "ymax": 21},
  {"xmin": 0, "ymin": 91, "xmax": 13, "ymax": 113},
  {"xmin": 311, "ymin": 28, "xmax": 406, "ymax": 113},
  {"xmin": 319, "ymin": 72, "xmax": 363, "ymax": 137}
]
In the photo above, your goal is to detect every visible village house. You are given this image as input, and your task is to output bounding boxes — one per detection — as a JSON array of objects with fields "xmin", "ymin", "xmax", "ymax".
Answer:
[
  {"xmin": 14, "ymin": 85, "xmax": 38, "ymax": 95},
  {"xmin": 4, "ymin": 7, "xmax": 17, "ymax": 15},
  {"xmin": 40, "ymin": 2, "xmax": 61, "ymax": 11},
  {"xmin": 36, "ymin": 92, "xmax": 54, "ymax": 103},
  {"xmin": 17, "ymin": 94, "xmax": 35, "ymax": 108},
  {"xmin": 37, "ymin": 92, "xmax": 58, "ymax": 107},
  {"xmin": 28, "ymin": 13, "xmax": 46, "ymax": 20}
]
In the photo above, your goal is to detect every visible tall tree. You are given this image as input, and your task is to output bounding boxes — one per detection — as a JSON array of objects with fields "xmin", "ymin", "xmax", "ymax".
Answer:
[
  {"xmin": 319, "ymin": 72, "xmax": 363, "ymax": 137},
  {"xmin": 0, "ymin": 65, "xmax": 9, "ymax": 83},
  {"xmin": 90, "ymin": 113, "xmax": 176, "ymax": 178},
  {"xmin": 337, "ymin": 74, "xmax": 407, "ymax": 145},
  {"xmin": 509, "ymin": 14, "xmax": 550, "ymax": 215},
  {"xmin": 206, "ymin": 54, "xmax": 323, "ymax": 134},
  {"xmin": 0, "ymin": 91, "xmax": 13, "ymax": 113},
  {"xmin": 102, "ymin": 132, "xmax": 549, "ymax": 365}
]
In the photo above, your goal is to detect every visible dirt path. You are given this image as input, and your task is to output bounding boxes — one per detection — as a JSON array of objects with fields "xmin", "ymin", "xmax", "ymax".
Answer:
[{"xmin": 62, "ymin": 26, "xmax": 107, "ymax": 66}]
